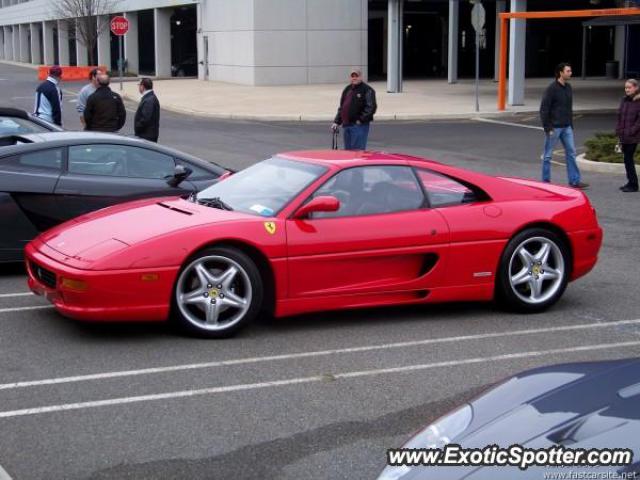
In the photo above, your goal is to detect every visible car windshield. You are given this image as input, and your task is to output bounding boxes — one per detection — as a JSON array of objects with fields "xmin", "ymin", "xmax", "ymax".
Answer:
[
  {"xmin": 196, "ymin": 156, "xmax": 327, "ymax": 216},
  {"xmin": 0, "ymin": 116, "xmax": 49, "ymax": 135}
]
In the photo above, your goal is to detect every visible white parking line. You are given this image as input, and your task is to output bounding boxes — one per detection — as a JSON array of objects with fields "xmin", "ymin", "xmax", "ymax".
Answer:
[
  {"xmin": 1, "ymin": 340, "xmax": 639, "ymax": 419},
  {"xmin": 1, "ymin": 318, "xmax": 639, "ymax": 391},
  {"xmin": 0, "ymin": 293, "xmax": 33, "ymax": 299},
  {"xmin": 473, "ymin": 117, "xmax": 544, "ymax": 131},
  {"xmin": 0, "ymin": 306, "xmax": 53, "ymax": 314},
  {"xmin": 0, "ymin": 464, "xmax": 12, "ymax": 480}
]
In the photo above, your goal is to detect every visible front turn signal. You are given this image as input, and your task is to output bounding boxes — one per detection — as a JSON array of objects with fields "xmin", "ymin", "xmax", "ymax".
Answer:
[{"xmin": 60, "ymin": 277, "xmax": 88, "ymax": 292}]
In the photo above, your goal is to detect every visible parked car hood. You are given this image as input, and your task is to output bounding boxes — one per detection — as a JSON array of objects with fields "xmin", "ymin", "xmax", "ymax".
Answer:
[{"xmin": 40, "ymin": 197, "xmax": 257, "ymax": 259}]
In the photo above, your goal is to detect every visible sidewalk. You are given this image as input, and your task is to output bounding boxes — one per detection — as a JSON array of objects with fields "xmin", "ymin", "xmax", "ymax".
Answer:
[{"xmin": 120, "ymin": 77, "xmax": 623, "ymax": 122}]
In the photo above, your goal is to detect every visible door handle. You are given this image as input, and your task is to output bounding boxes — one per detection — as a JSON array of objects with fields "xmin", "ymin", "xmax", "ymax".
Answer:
[{"xmin": 56, "ymin": 189, "xmax": 81, "ymax": 194}]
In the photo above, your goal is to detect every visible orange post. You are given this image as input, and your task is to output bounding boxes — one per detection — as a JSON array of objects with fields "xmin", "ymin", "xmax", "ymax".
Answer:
[
  {"xmin": 496, "ymin": 6, "xmax": 640, "ymax": 111},
  {"xmin": 498, "ymin": 16, "xmax": 508, "ymax": 111}
]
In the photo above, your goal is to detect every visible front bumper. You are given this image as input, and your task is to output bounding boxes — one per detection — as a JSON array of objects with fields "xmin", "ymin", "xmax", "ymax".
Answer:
[{"xmin": 25, "ymin": 240, "xmax": 179, "ymax": 322}]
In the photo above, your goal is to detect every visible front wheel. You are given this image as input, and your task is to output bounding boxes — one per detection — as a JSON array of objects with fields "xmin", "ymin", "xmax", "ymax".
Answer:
[
  {"xmin": 173, "ymin": 247, "xmax": 263, "ymax": 338},
  {"xmin": 496, "ymin": 228, "xmax": 570, "ymax": 313}
]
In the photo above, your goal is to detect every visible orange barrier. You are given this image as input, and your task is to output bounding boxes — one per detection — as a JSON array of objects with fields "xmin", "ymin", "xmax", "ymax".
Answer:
[
  {"xmin": 497, "ymin": 7, "xmax": 640, "ymax": 111},
  {"xmin": 38, "ymin": 65, "xmax": 107, "ymax": 81}
]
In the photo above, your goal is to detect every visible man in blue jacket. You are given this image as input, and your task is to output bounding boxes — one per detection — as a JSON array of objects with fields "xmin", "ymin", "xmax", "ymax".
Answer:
[
  {"xmin": 539, "ymin": 63, "xmax": 588, "ymax": 189},
  {"xmin": 34, "ymin": 65, "xmax": 63, "ymax": 127}
]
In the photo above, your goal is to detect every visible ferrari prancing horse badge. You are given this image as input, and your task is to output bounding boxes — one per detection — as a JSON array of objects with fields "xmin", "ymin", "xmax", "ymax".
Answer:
[{"xmin": 264, "ymin": 222, "xmax": 276, "ymax": 235}]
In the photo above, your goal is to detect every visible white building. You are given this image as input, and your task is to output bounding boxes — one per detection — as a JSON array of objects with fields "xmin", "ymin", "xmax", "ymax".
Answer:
[{"xmin": 0, "ymin": 0, "xmax": 636, "ymax": 106}]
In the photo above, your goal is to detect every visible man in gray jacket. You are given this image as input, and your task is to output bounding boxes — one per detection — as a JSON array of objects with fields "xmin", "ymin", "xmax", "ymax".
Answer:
[{"xmin": 77, "ymin": 68, "xmax": 101, "ymax": 129}]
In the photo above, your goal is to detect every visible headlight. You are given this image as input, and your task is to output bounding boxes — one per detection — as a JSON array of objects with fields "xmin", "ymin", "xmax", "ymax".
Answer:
[
  {"xmin": 377, "ymin": 404, "xmax": 473, "ymax": 480},
  {"xmin": 405, "ymin": 404, "xmax": 473, "ymax": 449}
]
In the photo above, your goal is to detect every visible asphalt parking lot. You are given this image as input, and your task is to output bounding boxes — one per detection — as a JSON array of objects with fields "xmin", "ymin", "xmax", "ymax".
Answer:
[{"xmin": 1, "ymin": 63, "xmax": 640, "ymax": 480}]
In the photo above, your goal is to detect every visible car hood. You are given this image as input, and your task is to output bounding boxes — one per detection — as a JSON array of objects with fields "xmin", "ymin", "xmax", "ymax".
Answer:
[
  {"xmin": 385, "ymin": 358, "xmax": 640, "ymax": 480},
  {"xmin": 40, "ymin": 197, "xmax": 255, "ymax": 260}
]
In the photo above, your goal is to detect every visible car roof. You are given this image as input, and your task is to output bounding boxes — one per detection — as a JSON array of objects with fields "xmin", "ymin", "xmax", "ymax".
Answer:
[
  {"xmin": 0, "ymin": 131, "xmax": 227, "ymax": 173},
  {"xmin": 278, "ymin": 150, "xmax": 442, "ymax": 167},
  {"xmin": 0, "ymin": 107, "xmax": 30, "ymax": 119}
]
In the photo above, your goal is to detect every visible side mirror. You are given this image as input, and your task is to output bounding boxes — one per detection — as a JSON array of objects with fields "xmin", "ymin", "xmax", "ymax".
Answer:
[
  {"xmin": 167, "ymin": 164, "xmax": 193, "ymax": 187},
  {"xmin": 294, "ymin": 196, "xmax": 340, "ymax": 219}
]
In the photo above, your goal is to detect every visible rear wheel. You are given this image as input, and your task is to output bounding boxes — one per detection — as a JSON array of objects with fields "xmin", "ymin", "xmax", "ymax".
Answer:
[
  {"xmin": 497, "ymin": 228, "xmax": 570, "ymax": 313},
  {"xmin": 173, "ymin": 247, "xmax": 263, "ymax": 338}
]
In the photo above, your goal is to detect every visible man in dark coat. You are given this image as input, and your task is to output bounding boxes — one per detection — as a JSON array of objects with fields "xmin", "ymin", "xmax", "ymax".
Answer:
[
  {"xmin": 616, "ymin": 78, "xmax": 640, "ymax": 192},
  {"xmin": 83, "ymin": 74, "xmax": 126, "ymax": 132},
  {"xmin": 134, "ymin": 78, "xmax": 160, "ymax": 143},
  {"xmin": 540, "ymin": 63, "xmax": 588, "ymax": 189},
  {"xmin": 331, "ymin": 67, "xmax": 377, "ymax": 150}
]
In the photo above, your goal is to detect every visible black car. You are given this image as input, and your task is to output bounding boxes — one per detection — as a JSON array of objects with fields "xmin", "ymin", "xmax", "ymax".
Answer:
[
  {"xmin": 0, "ymin": 107, "xmax": 63, "ymax": 137},
  {"xmin": 0, "ymin": 132, "xmax": 229, "ymax": 262},
  {"xmin": 379, "ymin": 358, "xmax": 640, "ymax": 479}
]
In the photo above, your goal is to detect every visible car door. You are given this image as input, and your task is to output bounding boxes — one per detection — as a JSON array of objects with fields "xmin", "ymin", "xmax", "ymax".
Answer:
[
  {"xmin": 55, "ymin": 143, "xmax": 191, "ymax": 221},
  {"xmin": 0, "ymin": 147, "xmax": 64, "ymax": 259},
  {"xmin": 415, "ymin": 168, "xmax": 504, "ymax": 288},
  {"xmin": 285, "ymin": 165, "xmax": 450, "ymax": 298}
]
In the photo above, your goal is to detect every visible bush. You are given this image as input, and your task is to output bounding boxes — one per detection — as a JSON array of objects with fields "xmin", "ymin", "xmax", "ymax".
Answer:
[{"xmin": 584, "ymin": 132, "xmax": 640, "ymax": 164}]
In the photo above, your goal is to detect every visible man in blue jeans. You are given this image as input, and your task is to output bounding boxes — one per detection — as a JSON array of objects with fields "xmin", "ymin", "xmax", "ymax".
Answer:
[
  {"xmin": 540, "ymin": 63, "xmax": 588, "ymax": 189},
  {"xmin": 331, "ymin": 68, "xmax": 377, "ymax": 150}
]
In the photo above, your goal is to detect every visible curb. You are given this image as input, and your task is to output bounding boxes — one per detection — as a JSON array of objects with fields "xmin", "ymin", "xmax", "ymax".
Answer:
[{"xmin": 576, "ymin": 153, "xmax": 626, "ymax": 174}]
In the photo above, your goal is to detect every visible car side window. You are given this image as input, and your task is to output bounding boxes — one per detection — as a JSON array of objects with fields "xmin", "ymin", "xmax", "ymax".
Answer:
[
  {"xmin": 311, "ymin": 165, "xmax": 424, "ymax": 218},
  {"xmin": 416, "ymin": 169, "xmax": 477, "ymax": 207},
  {"xmin": 69, "ymin": 145, "xmax": 175, "ymax": 179},
  {"xmin": 13, "ymin": 148, "xmax": 63, "ymax": 171}
]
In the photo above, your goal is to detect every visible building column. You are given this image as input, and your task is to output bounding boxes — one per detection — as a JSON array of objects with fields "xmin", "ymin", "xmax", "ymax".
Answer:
[
  {"xmin": 3, "ymin": 27, "xmax": 10, "ymax": 60},
  {"xmin": 508, "ymin": 0, "xmax": 526, "ymax": 106},
  {"xmin": 30, "ymin": 23, "xmax": 42, "ymax": 64},
  {"xmin": 57, "ymin": 20, "xmax": 69, "ymax": 65},
  {"xmin": 614, "ymin": 25, "xmax": 625, "ymax": 80},
  {"xmin": 154, "ymin": 8, "xmax": 172, "ymax": 77},
  {"xmin": 447, "ymin": 0, "xmax": 459, "ymax": 84},
  {"xmin": 42, "ymin": 21, "xmax": 55, "ymax": 65},
  {"xmin": 12, "ymin": 26, "xmax": 19, "ymax": 61},
  {"xmin": 96, "ymin": 15, "xmax": 111, "ymax": 70},
  {"xmin": 494, "ymin": 0, "xmax": 506, "ymax": 81},
  {"xmin": 387, "ymin": 0, "xmax": 403, "ymax": 93},
  {"xmin": 0, "ymin": 27, "xmax": 4, "ymax": 60},
  {"xmin": 75, "ymin": 22, "xmax": 88, "ymax": 66},
  {"xmin": 19, "ymin": 24, "xmax": 29, "ymax": 62},
  {"xmin": 124, "ymin": 11, "xmax": 139, "ymax": 74}
]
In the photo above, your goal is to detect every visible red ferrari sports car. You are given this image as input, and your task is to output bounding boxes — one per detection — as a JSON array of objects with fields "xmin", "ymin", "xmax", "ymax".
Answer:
[{"xmin": 26, "ymin": 151, "xmax": 603, "ymax": 338}]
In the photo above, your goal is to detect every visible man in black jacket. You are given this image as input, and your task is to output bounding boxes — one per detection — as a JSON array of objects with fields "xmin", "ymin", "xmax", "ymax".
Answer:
[
  {"xmin": 540, "ymin": 63, "xmax": 588, "ymax": 189},
  {"xmin": 134, "ymin": 78, "xmax": 160, "ymax": 142},
  {"xmin": 84, "ymin": 74, "xmax": 126, "ymax": 132},
  {"xmin": 331, "ymin": 68, "xmax": 376, "ymax": 150}
]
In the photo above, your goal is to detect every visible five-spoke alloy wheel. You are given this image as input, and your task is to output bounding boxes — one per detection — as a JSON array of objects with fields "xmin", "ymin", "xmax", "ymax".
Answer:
[
  {"xmin": 173, "ymin": 247, "xmax": 263, "ymax": 338},
  {"xmin": 497, "ymin": 228, "xmax": 570, "ymax": 312}
]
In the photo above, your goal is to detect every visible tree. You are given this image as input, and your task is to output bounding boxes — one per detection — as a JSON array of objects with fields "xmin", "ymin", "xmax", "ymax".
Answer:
[{"xmin": 53, "ymin": 0, "xmax": 122, "ymax": 66}]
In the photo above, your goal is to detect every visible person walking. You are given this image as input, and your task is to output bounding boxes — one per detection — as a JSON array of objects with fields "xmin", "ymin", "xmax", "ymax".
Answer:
[
  {"xmin": 34, "ymin": 65, "xmax": 63, "ymax": 127},
  {"xmin": 615, "ymin": 78, "xmax": 640, "ymax": 193},
  {"xmin": 134, "ymin": 78, "xmax": 160, "ymax": 142},
  {"xmin": 540, "ymin": 62, "xmax": 588, "ymax": 189},
  {"xmin": 83, "ymin": 73, "xmax": 126, "ymax": 133},
  {"xmin": 331, "ymin": 67, "xmax": 376, "ymax": 150},
  {"xmin": 77, "ymin": 68, "xmax": 100, "ymax": 129}
]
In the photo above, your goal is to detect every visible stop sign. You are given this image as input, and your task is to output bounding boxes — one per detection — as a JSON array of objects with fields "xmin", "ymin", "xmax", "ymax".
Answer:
[{"xmin": 110, "ymin": 16, "xmax": 129, "ymax": 36}]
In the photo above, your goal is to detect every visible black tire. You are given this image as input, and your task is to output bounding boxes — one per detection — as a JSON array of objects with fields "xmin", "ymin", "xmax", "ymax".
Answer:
[
  {"xmin": 172, "ymin": 246, "xmax": 263, "ymax": 338},
  {"xmin": 496, "ymin": 228, "xmax": 571, "ymax": 313}
]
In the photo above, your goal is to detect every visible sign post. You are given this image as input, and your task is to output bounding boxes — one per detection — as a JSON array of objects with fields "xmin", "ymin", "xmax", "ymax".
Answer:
[
  {"xmin": 110, "ymin": 16, "xmax": 129, "ymax": 91},
  {"xmin": 471, "ymin": 2, "xmax": 485, "ymax": 113}
]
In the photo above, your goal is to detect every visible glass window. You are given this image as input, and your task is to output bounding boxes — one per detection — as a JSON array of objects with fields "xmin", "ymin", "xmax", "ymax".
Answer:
[
  {"xmin": 196, "ymin": 157, "xmax": 326, "ymax": 216},
  {"xmin": 69, "ymin": 145, "xmax": 175, "ymax": 179},
  {"xmin": 0, "ymin": 116, "xmax": 49, "ymax": 135},
  {"xmin": 416, "ymin": 169, "xmax": 477, "ymax": 207},
  {"xmin": 18, "ymin": 149, "xmax": 63, "ymax": 171},
  {"xmin": 312, "ymin": 165, "xmax": 424, "ymax": 218}
]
